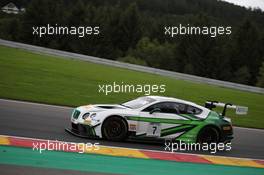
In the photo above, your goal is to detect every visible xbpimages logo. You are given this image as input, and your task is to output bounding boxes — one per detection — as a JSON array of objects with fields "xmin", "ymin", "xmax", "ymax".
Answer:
[{"xmin": 98, "ymin": 82, "xmax": 166, "ymax": 95}]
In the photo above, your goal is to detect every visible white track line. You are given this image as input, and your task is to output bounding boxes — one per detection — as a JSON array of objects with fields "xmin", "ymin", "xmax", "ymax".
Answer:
[
  {"xmin": 0, "ymin": 98, "xmax": 73, "ymax": 109},
  {"xmin": 234, "ymin": 126, "xmax": 264, "ymax": 132}
]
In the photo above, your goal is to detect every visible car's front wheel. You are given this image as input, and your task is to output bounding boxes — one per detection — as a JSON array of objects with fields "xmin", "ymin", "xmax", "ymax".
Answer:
[{"xmin": 102, "ymin": 116, "xmax": 128, "ymax": 141}]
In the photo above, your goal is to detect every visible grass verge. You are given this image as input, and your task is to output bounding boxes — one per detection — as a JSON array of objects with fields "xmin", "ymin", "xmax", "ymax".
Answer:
[{"xmin": 0, "ymin": 46, "xmax": 263, "ymax": 128}]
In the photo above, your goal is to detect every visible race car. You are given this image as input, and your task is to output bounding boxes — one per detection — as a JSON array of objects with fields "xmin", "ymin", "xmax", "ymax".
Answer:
[{"xmin": 66, "ymin": 96, "xmax": 247, "ymax": 143}]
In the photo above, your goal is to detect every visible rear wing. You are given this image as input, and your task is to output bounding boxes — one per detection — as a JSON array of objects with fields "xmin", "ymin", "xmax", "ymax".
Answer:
[{"xmin": 205, "ymin": 101, "xmax": 248, "ymax": 116}]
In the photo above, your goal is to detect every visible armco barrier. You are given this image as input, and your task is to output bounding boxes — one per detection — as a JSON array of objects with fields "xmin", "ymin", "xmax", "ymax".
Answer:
[{"xmin": 0, "ymin": 39, "xmax": 263, "ymax": 94}]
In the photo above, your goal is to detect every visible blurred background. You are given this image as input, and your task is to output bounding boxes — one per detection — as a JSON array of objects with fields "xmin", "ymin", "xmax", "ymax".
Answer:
[{"xmin": 0, "ymin": 0, "xmax": 264, "ymax": 87}]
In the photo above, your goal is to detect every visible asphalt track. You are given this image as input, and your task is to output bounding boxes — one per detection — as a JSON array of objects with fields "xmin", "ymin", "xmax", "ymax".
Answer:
[
  {"xmin": 0, "ymin": 164, "xmax": 116, "ymax": 175},
  {"xmin": 0, "ymin": 99, "xmax": 263, "ymax": 159}
]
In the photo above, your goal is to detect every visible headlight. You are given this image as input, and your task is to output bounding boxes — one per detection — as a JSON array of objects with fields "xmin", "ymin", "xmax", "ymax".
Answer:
[
  {"xmin": 90, "ymin": 113, "xmax": 97, "ymax": 119},
  {"xmin": 82, "ymin": 113, "xmax": 90, "ymax": 120}
]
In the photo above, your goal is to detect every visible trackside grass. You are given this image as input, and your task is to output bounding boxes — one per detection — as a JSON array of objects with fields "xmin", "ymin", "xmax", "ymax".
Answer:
[{"xmin": 0, "ymin": 46, "xmax": 263, "ymax": 128}]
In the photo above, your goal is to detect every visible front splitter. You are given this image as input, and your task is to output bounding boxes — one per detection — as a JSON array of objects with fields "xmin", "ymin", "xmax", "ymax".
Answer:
[{"xmin": 65, "ymin": 127, "xmax": 100, "ymax": 139}]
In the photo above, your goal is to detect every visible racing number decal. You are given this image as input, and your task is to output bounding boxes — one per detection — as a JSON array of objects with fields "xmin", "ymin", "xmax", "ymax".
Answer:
[
  {"xmin": 147, "ymin": 123, "xmax": 161, "ymax": 137},
  {"xmin": 152, "ymin": 126, "xmax": 157, "ymax": 134}
]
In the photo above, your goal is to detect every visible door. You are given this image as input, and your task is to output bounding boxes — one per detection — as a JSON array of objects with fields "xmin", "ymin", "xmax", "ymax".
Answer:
[{"xmin": 137, "ymin": 102, "xmax": 188, "ymax": 138}]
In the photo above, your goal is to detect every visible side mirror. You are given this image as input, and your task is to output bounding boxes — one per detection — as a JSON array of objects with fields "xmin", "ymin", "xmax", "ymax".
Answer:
[{"xmin": 149, "ymin": 108, "xmax": 161, "ymax": 114}]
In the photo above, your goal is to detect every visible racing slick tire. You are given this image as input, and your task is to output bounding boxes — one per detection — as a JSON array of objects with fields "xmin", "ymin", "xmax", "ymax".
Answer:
[
  {"xmin": 197, "ymin": 126, "xmax": 220, "ymax": 144},
  {"xmin": 102, "ymin": 116, "xmax": 128, "ymax": 141}
]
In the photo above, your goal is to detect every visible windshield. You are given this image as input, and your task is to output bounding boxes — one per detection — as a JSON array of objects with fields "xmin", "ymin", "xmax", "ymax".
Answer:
[{"xmin": 122, "ymin": 97, "xmax": 156, "ymax": 109}]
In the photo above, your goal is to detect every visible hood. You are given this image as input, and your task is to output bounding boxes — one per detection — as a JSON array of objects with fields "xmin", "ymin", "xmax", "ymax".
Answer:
[{"xmin": 77, "ymin": 104, "xmax": 127, "ymax": 112}]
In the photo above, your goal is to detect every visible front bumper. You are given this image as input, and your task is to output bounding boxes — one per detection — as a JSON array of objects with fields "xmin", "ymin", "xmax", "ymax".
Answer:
[{"xmin": 65, "ymin": 123, "xmax": 99, "ymax": 138}]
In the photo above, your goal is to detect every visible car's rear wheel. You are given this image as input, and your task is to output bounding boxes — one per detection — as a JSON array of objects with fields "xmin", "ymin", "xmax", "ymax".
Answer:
[
  {"xmin": 197, "ymin": 126, "xmax": 219, "ymax": 144},
  {"xmin": 102, "ymin": 116, "xmax": 128, "ymax": 141}
]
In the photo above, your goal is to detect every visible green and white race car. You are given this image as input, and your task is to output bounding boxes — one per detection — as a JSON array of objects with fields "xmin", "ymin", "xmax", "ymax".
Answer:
[{"xmin": 66, "ymin": 96, "xmax": 247, "ymax": 143}]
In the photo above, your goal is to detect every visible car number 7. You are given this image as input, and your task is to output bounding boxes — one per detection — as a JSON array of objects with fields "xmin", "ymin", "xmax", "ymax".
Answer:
[{"xmin": 152, "ymin": 126, "xmax": 157, "ymax": 134}]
